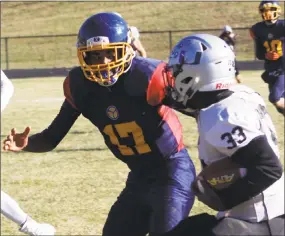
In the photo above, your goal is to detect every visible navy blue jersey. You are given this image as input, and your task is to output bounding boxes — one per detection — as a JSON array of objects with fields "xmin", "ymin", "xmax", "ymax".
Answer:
[
  {"xmin": 26, "ymin": 57, "xmax": 185, "ymax": 174},
  {"xmin": 250, "ymin": 19, "xmax": 285, "ymax": 71}
]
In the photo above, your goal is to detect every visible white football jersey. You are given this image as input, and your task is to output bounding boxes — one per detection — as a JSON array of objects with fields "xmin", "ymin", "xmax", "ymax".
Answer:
[
  {"xmin": 197, "ymin": 84, "xmax": 284, "ymax": 222},
  {"xmin": 1, "ymin": 70, "xmax": 14, "ymax": 112}
]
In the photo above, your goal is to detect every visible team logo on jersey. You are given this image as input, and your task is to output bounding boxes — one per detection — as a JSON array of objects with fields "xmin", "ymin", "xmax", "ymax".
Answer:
[
  {"xmin": 106, "ymin": 105, "xmax": 119, "ymax": 120},
  {"xmin": 268, "ymin": 33, "xmax": 274, "ymax": 39}
]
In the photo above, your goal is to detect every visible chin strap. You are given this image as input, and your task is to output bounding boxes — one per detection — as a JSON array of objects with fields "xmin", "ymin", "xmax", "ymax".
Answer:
[{"xmin": 264, "ymin": 19, "xmax": 278, "ymax": 25}]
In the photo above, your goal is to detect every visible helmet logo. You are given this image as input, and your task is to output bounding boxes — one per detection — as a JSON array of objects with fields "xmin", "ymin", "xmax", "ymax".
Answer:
[
  {"xmin": 106, "ymin": 105, "xmax": 119, "ymax": 120},
  {"xmin": 215, "ymin": 81, "xmax": 235, "ymax": 90},
  {"xmin": 87, "ymin": 36, "xmax": 110, "ymax": 47}
]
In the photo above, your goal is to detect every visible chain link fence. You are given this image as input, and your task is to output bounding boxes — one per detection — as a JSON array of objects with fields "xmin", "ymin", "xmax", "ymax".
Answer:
[{"xmin": 1, "ymin": 27, "xmax": 255, "ymax": 70}]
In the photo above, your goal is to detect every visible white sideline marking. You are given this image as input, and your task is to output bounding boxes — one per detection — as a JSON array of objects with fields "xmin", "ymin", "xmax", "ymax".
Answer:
[{"xmin": 16, "ymin": 97, "xmax": 64, "ymax": 103}]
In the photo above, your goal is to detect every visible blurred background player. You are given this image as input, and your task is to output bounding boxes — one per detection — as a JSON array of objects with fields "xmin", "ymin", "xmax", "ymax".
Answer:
[
  {"xmin": 113, "ymin": 12, "xmax": 147, "ymax": 57},
  {"xmin": 250, "ymin": 0, "xmax": 285, "ymax": 116},
  {"xmin": 2, "ymin": 13, "xmax": 196, "ymax": 236},
  {"xmin": 219, "ymin": 25, "xmax": 241, "ymax": 83},
  {"xmin": 129, "ymin": 25, "xmax": 147, "ymax": 57},
  {"xmin": 147, "ymin": 34, "xmax": 284, "ymax": 236},
  {"xmin": 219, "ymin": 25, "xmax": 236, "ymax": 51},
  {"xmin": 1, "ymin": 70, "xmax": 56, "ymax": 236}
]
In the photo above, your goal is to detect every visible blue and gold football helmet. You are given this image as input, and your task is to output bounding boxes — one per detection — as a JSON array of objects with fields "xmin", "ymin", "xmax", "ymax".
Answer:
[
  {"xmin": 259, "ymin": 1, "xmax": 281, "ymax": 24},
  {"xmin": 76, "ymin": 12, "xmax": 135, "ymax": 86}
]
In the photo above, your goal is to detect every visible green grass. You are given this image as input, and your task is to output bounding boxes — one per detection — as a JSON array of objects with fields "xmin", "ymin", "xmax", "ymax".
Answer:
[
  {"xmin": 1, "ymin": 2, "xmax": 279, "ymax": 69},
  {"xmin": 1, "ymin": 71, "xmax": 284, "ymax": 235}
]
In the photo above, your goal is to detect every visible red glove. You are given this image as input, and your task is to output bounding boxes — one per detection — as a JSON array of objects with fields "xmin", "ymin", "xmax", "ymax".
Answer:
[{"xmin": 265, "ymin": 51, "xmax": 280, "ymax": 61}]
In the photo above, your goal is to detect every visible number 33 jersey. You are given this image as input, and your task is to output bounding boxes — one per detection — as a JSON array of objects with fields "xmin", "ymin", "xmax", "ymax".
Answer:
[{"xmin": 197, "ymin": 84, "xmax": 284, "ymax": 222}]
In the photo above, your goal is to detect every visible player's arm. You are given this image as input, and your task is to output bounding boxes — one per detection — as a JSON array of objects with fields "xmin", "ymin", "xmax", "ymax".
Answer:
[
  {"xmin": 132, "ymin": 39, "xmax": 147, "ymax": 58},
  {"xmin": 24, "ymin": 75, "xmax": 81, "ymax": 152},
  {"xmin": 218, "ymin": 135, "xmax": 282, "ymax": 209},
  {"xmin": 1, "ymin": 70, "xmax": 14, "ymax": 112},
  {"xmin": 23, "ymin": 100, "xmax": 80, "ymax": 152},
  {"xmin": 194, "ymin": 112, "xmax": 283, "ymax": 211},
  {"xmin": 3, "ymin": 76, "xmax": 81, "ymax": 153},
  {"xmin": 249, "ymin": 28, "xmax": 266, "ymax": 60},
  {"xmin": 147, "ymin": 62, "xmax": 169, "ymax": 106}
]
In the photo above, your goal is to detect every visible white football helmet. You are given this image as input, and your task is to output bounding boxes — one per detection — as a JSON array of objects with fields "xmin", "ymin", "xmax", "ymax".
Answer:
[
  {"xmin": 166, "ymin": 33, "xmax": 237, "ymax": 106},
  {"xmin": 223, "ymin": 25, "xmax": 233, "ymax": 33}
]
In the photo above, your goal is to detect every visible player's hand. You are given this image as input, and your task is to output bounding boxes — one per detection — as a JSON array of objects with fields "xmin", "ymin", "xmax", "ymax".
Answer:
[
  {"xmin": 229, "ymin": 33, "xmax": 235, "ymax": 39},
  {"xmin": 3, "ymin": 127, "xmax": 31, "ymax": 152},
  {"xmin": 265, "ymin": 51, "xmax": 280, "ymax": 61},
  {"xmin": 235, "ymin": 74, "xmax": 242, "ymax": 84}
]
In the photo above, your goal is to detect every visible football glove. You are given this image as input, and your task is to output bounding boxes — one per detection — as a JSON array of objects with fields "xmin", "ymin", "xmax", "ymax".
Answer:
[{"xmin": 265, "ymin": 51, "xmax": 280, "ymax": 61}]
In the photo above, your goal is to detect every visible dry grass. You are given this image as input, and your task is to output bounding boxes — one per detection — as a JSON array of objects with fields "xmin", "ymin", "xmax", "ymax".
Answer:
[{"xmin": 1, "ymin": 1, "xmax": 276, "ymax": 69}]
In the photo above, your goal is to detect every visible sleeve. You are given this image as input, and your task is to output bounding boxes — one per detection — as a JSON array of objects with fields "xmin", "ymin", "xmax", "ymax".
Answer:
[
  {"xmin": 23, "ymin": 76, "xmax": 81, "ymax": 152},
  {"xmin": 146, "ymin": 62, "xmax": 171, "ymax": 106},
  {"xmin": 63, "ymin": 75, "xmax": 79, "ymax": 110},
  {"xmin": 249, "ymin": 27, "xmax": 266, "ymax": 60},
  {"xmin": 1, "ymin": 70, "xmax": 14, "ymax": 112},
  {"xmin": 204, "ymin": 106, "xmax": 283, "ymax": 209}
]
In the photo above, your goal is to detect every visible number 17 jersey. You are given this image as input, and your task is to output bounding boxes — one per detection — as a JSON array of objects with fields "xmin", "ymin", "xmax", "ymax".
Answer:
[{"xmin": 63, "ymin": 57, "xmax": 185, "ymax": 174}]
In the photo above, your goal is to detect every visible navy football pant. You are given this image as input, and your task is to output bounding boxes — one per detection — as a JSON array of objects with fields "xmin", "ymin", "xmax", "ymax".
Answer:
[
  {"xmin": 261, "ymin": 70, "xmax": 284, "ymax": 103},
  {"xmin": 161, "ymin": 213, "xmax": 285, "ymax": 236},
  {"xmin": 102, "ymin": 149, "xmax": 196, "ymax": 236}
]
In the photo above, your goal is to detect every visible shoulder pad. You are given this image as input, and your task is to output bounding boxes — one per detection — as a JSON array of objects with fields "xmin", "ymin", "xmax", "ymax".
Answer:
[
  {"xmin": 124, "ymin": 57, "xmax": 163, "ymax": 96},
  {"xmin": 68, "ymin": 67, "xmax": 85, "ymax": 82},
  {"xmin": 250, "ymin": 22, "xmax": 265, "ymax": 38},
  {"xmin": 63, "ymin": 67, "xmax": 96, "ymax": 110}
]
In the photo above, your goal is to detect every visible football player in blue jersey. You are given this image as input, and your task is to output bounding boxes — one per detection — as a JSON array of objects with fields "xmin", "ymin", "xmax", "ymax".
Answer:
[
  {"xmin": 3, "ymin": 12, "xmax": 196, "ymax": 236},
  {"xmin": 250, "ymin": 0, "xmax": 285, "ymax": 116}
]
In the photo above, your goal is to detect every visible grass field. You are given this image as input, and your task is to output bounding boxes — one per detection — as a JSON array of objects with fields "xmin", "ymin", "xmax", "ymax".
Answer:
[
  {"xmin": 1, "ymin": 71, "xmax": 284, "ymax": 235},
  {"xmin": 2, "ymin": 1, "xmax": 282, "ymax": 69}
]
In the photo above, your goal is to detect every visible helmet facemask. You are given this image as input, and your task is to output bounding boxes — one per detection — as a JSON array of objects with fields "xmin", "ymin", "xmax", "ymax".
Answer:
[
  {"xmin": 77, "ymin": 37, "xmax": 135, "ymax": 86},
  {"xmin": 259, "ymin": 2, "xmax": 281, "ymax": 24},
  {"xmin": 165, "ymin": 64, "xmax": 199, "ymax": 106}
]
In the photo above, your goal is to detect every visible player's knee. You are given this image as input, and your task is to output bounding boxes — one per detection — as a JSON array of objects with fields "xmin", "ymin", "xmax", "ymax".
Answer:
[{"xmin": 273, "ymin": 98, "xmax": 284, "ymax": 115}]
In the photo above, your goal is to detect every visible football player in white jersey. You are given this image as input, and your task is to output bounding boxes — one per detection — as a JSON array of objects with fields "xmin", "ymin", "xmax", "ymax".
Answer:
[
  {"xmin": 1, "ymin": 70, "xmax": 56, "ymax": 236},
  {"xmin": 147, "ymin": 34, "xmax": 284, "ymax": 235},
  {"xmin": 113, "ymin": 12, "xmax": 146, "ymax": 58}
]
